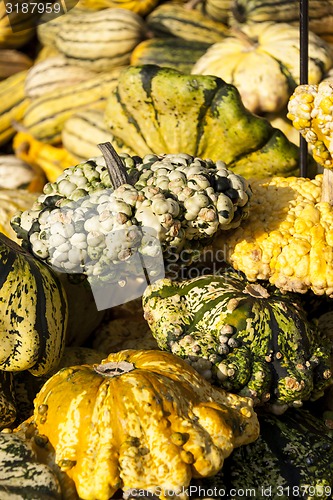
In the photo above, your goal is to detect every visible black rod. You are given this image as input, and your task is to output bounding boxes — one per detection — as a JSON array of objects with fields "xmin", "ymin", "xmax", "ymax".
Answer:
[{"xmin": 299, "ymin": 0, "xmax": 309, "ymax": 177}]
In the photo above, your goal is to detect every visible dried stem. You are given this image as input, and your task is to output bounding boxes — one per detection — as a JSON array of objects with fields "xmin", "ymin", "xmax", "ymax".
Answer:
[
  {"xmin": 98, "ymin": 142, "xmax": 130, "ymax": 188},
  {"xmin": 321, "ymin": 168, "xmax": 333, "ymax": 205}
]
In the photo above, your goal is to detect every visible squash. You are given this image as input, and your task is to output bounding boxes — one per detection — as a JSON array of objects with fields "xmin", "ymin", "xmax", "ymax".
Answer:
[
  {"xmin": 0, "ymin": 188, "xmax": 38, "ymax": 242},
  {"xmin": 77, "ymin": 0, "xmax": 159, "ymax": 15},
  {"xmin": 13, "ymin": 131, "xmax": 79, "ymax": 183},
  {"xmin": 23, "ymin": 67, "xmax": 124, "ymax": 144},
  {"xmin": 61, "ymin": 109, "xmax": 134, "ymax": 161},
  {"xmin": 0, "ymin": 155, "xmax": 45, "ymax": 191},
  {"xmin": 231, "ymin": 0, "xmax": 333, "ymax": 43},
  {"xmin": 0, "ymin": 430, "xmax": 62, "ymax": 498},
  {"xmin": 11, "ymin": 144, "xmax": 252, "ymax": 286},
  {"xmin": 194, "ymin": 0, "xmax": 232, "ymax": 24},
  {"xmin": 192, "ymin": 408, "xmax": 333, "ymax": 500},
  {"xmin": 142, "ymin": 270, "xmax": 333, "ymax": 413},
  {"xmin": 0, "ymin": 70, "xmax": 30, "ymax": 146},
  {"xmin": 0, "ymin": 371, "xmax": 16, "ymax": 429},
  {"xmin": 146, "ymin": 2, "xmax": 229, "ymax": 43},
  {"xmin": 212, "ymin": 174, "xmax": 333, "ymax": 297},
  {"xmin": 104, "ymin": 64, "xmax": 315, "ymax": 178},
  {"xmin": 0, "ymin": 233, "xmax": 68, "ymax": 376},
  {"xmin": 41, "ymin": 7, "xmax": 146, "ymax": 73},
  {"xmin": 24, "ymin": 55, "xmax": 97, "ymax": 99},
  {"xmin": 13, "ymin": 346, "xmax": 106, "ymax": 423},
  {"xmin": 191, "ymin": 22, "xmax": 333, "ymax": 114},
  {"xmin": 0, "ymin": 0, "xmax": 36, "ymax": 49},
  {"xmin": 130, "ymin": 38, "xmax": 211, "ymax": 74},
  {"xmin": 31, "ymin": 349, "xmax": 259, "ymax": 499}
]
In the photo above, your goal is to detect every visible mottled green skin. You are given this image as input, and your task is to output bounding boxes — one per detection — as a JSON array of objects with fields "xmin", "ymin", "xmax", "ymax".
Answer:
[
  {"xmin": 142, "ymin": 271, "xmax": 333, "ymax": 410},
  {"xmin": 191, "ymin": 409, "xmax": 333, "ymax": 500}
]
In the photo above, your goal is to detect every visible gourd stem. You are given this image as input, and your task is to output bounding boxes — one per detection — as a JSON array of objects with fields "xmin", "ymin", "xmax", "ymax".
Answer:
[
  {"xmin": 98, "ymin": 142, "xmax": 130, "ymax": 188},
  {"xmin": 94, "ymin": 361, "xmax": 135, "ymax": 377},
  {"xmin": 321, "ymin": 168, "xmax": 333, "ymax": 205}
]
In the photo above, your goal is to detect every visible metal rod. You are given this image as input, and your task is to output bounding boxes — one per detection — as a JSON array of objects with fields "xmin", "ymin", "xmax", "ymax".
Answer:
[{"xmin": 299, "ymin": 0, "xmax": 309, "ymax": 177}]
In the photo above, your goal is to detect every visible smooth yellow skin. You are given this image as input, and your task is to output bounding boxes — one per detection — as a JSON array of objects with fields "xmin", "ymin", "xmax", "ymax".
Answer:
[{"xmin": 33, "ymin": 349, "xmax": 259, "ymax": 500}]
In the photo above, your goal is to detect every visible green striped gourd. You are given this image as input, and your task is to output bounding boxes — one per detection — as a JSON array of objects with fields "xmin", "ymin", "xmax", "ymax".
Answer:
[
  {"xmin": 192, "ymin": 409, "xmax": 333, "ymax": 500},
  {"xmin": 146, "ymin": 3, "xmax": 229, "ymax": 43},
  {"xmin": 23, "ymin": 67, "xmax": 123, "ymax": 144},
  {"xmin": 0, "ymin": 70, "xmax": 30, "ymax": 146},
  {"xmin": 130, "ymin": 38, "xmax": 211, "ymax": 73},
  {"xmin": 231, "ymin": 0, "xmax": 333, "ymax": 43},
  {"xmin": 61, "ymin": 109, "xmax": 134, "ymax": 161},
  {"xmin": 76, "ymin": 0, "xmax": 159, "ymax": 16},
  {"xmin": 195, "ymin": 0, "xmax": 232, "ymax": 23},
  {"xmin": 0, "ymin": 233, "xmax": 68, "ymax": 376},
  {"xmin": 104, "ymin": 64, "xmax": 315, "ymax": 178},
  {"xmin": 24, "ymin": 55, "xmax": 97, "ymax": 99},
  {"xmin": 0, "ymin": 431, "xmax": 62, "ymax": 498},
  {"xmin": 142, "ymin": 271, "xmax": 333, "ymax": 413},
  {"xmin": 44, "ymin": 7, "xmax": 146, "ymax": 72}
]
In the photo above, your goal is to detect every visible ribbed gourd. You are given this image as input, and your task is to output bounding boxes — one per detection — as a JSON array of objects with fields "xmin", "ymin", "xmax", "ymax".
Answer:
[
  {"xmin": 0, "ymin": 430, "xmax": 62, "ymax": 498},
  {"xmin": 0, "ymin": 233, "xmax": 68, "ymax": 375},
  {"xmin": 39, "ymin": 7, "xmax": 146, "ymax": 73},
  {"xmin": 22, "ymin": 67, "xmax": 123, "ymax": 144},
  {"xmin": 191, "ymin": 22, "xmax": 333, "ymax": 114},
  {"xmin": 30, "ymin": 349, "xmax": 259, "ymax": 500},
  {"xmin": 0, "ymin": 155, "xmax": 44, "ymax": 191},
  {"xmin": 212, "ymin": 174, "xmax": 333, "ymax": 297},
  {"xmin": 145, "ymin": 2, "xmax": 229, "ymax": 44},
  {"xmin": 192, "ymin": 409, "xmax": 333, "ymax": 500},
  {"xmin": 231, "ymin": 0, "xmax": 333, "ymax": 43},
  {"xmin": 0, "ymin": 69, "xmax": 30, "ymax": 146},
  {"xmin": 194, "ymin": 0, "xmax": 232, "ymax": 24},
  {"xmin": 142, "ymin": 270, "xmax": 333, "ymax": 414},
  {"xmin": 24, "ymin": 55, "xmax": 98, "ymax": 99},
  {"xmin": 104, "ymin": 65, "xmax": 314, "ymax": 179},
  {"xmin": 11, "ymin": 143, "xmax": 252, "ymax": 283},
  {"xmin": 76, "ymin": 0, "xmax": 159, "ymax": 16},
  {"xmin": 0, "ymin": 188, "xmax": 38, "ymax": 242}
]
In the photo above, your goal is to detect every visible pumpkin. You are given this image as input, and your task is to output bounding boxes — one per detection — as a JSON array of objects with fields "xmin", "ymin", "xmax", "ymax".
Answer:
[
  {"xmin": 0, "ymin": 188, "xmax": 39, "ymax": 243},
  {"xmin": 212, "ymin": 174, "xmax": 333, "ymax": 297},
  {"xmin": 192, "ymin": 408, "xmax": 333, "ymax": 500},
  {"xmin": 0, "ymin": 233, "xmax": 68, "ymax": 375},
  {"xmin": 31, "ymin": 349, "xmax": 259, "ymax": 499},
  {"xmin": 0, "ymin": 430, "xmax": 62, "ymax": 498},
  {"xmin": 142, "ymin": 270, "xmax": 333, "ymax": 413},
  {"xmin": 104, "ymin": 65, "xmax": 316, "ymax": 178},
  {"xmin": 191, "ymin": 22, "xmax": 333, "ymax": 114}
]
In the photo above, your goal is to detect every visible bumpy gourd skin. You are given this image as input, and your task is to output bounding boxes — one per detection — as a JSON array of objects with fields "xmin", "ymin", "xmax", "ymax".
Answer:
[
  {"xmin": 287, "ymin": 80, "xmax": 333, "ymax": 168},
  {"xmin": 11, "ymin": 152, "xmax": 251, "ymax": 280},
  {"xmin": 192, "ymin": 409, "xmax": 333, "ymax": 500},
  {"xmin": 213, "ymin": 174, "xmax": 333, "ymax": 297},
  {"xmin": 32, "ymin": 349, "xmax": 259, "ymax": 500},
  {"xmin": 142, "ymin": 271, "xmax": 332, "ymax": 413}
]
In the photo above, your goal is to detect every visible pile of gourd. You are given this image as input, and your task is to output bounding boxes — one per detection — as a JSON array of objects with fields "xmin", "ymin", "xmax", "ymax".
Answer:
[{"xmin": 2, "ymin": 1, "xmax": 333, "ymax": 499}]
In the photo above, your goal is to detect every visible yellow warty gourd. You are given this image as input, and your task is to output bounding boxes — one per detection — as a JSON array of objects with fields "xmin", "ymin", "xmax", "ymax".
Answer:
[
  {"xmin": 287, "ymin": 79, "xmax": 333, "ymax": 168},
  {"xmin": 212, "ymin": 174, "xmax": 333, "ymax": 296}
]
